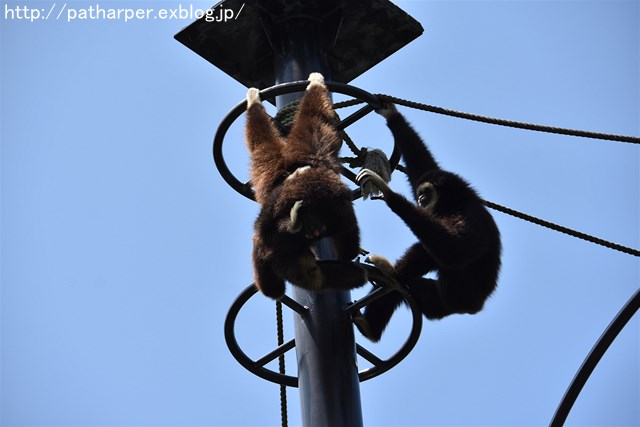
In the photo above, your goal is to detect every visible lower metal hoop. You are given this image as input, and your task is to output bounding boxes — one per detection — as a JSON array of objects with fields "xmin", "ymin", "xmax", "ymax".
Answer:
[{"xmin": 224, "ymin": 264, "xmax": 423, "ymax": 387}]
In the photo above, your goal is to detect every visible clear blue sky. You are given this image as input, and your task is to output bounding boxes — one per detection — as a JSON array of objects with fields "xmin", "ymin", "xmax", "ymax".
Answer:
[{"xmin": 2, "ymin": 1, "xmax": 638, "ymax": 426}]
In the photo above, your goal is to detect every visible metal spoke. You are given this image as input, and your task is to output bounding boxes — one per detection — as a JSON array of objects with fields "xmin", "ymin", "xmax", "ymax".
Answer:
[{"xmin": 256, "ymin": 339, "xmax": 296, "ymax": 367}]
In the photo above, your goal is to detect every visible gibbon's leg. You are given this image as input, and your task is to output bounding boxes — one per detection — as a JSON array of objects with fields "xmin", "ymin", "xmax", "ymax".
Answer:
[
  {"xmin": 316, "ymin": 260, "xmax": 368, "ymax": 290},
  {"xmin": 252, "ymin": 237, "xmax": 286, "ymax": 299},
  {"xmin": 331, "ymin": 226, "xmax": 362, "ymax": 262},
  {"xmin": 328, "ymin": 198, "xmax": 362, "ymax": 261},
  {"xmin": 271, "ymin": 249, "xmax": 323, "ymax": 292},
  {"xmin": 394, "ymin": 242, "xmax": 437, "ymax": 284},
  {"xmin": 395, "ymin": 244, "xmax": 459, "ymax": 320},
  {"xmin": 355, "ymin": 292, "xmax": 404, "ymax": 342},
  {"xmin": 437, "ymin": 270, "xmax": 488, "ymax": 316},
  {"xmin": 405, "ymin": 278, "xmax": 452, "ymax": 320},
  {"xmin": 353, "ymin": 253, "xmax": 404, "ymax": 342},
  {"xmin": 357, "ymin": 245, "xmax": 434, "ymax": 341},
  {"xmin": 352, "ymin": 255, "xmax": 401, "ymax": 342},
  {"xmin": 408, "ymin": 271, "xmax": 487, "ymax": 320}
]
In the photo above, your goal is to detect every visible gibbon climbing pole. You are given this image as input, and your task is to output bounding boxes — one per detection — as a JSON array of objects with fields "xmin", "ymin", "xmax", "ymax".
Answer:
[{"xmin": 175, "ymin": 1, "xmax": 423, "ymax": 426}]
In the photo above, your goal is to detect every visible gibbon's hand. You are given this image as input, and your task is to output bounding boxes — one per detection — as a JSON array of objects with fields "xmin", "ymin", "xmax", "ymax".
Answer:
[
  {"xmin": 246, "ymin": 87, "xmax": 261, "ymax": 107},
  {"xmin": 306, "ymin": 72, "xmax": 325, "ymax": 90},
  {"xmin": 375, "ymin": 102, "xmax": 398, "ymax": 119},
  {"xmin": 356, "ymin": 169, "xmax": 391, "ymax": 200}
]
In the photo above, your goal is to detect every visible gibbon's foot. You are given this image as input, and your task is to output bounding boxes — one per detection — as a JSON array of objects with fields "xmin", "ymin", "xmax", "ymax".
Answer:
[
  {"xmin": 246, "ymin": 87, "xmax": 261, "ymax": 106},
  {"xmin": 366, "ymin": 254, "xmax": 402, "ymax": 290},
  {"xmin": 375, "ymin": 102, "xmax": 398, "ymax": 119},
  {"xmin": 352, "ymin": 309, "xmax": 380, "ymax": 342},
  {"xmin": 307, "ymin": 72, "xmax": 325, "ymax": 89}
]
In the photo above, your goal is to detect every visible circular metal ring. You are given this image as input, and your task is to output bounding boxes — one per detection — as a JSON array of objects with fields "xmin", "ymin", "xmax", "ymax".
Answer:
[
  {"xmin": 224, "ymin": 264, "xmax": 423, "ymax": 387},
  {"xmin": 213, "ymin": 80, "xmax": 400, "ymax": 201},
  {"xmin": 224, "ymin": 284, "xmax": 299, "ymax": 387}
]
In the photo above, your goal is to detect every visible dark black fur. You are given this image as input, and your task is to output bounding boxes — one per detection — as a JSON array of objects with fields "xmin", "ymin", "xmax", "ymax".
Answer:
[{"xmin": 357, "ymin": 106, "xmax": 502, "ymax": 341}]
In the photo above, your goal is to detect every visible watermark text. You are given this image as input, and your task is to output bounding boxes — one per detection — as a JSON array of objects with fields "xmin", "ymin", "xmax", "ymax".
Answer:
[{"xmin": 3, "ymin": 3, "xmax": 245, "ymax": 23}]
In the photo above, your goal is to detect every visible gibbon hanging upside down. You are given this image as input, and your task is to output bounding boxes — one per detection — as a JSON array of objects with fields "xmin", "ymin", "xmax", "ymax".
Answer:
[
  {"xmin": 355, "ymin": 103, "xmax": 502, "ymax": 342},
  {"xmin": 244, "ymin": 73, "xmax": 367, "ymax": 299}
]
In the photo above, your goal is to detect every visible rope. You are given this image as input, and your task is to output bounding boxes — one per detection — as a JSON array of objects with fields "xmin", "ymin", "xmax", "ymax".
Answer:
[
  {"xmin": 274, "ymin": 100, "xmax": 300, "ymax": 136},
  {"xmin": 333, "ymin": 95, "xmax": 640, "ymax": 144},
  {"xmin": 275, "ymin": 301, "xmax": 288, "ymax": 427},
  {"xmin": 393, "ymin": 164, "xmax": 639, "ymax": 257},
  {"xmin": 270, "ymin": 92, "xmax": 639, "ymax": 255},
  {"xmin": 484, "ymin": 200, "xmax": 640, "ymax": 257},
  {"xmin": 339, "ymin": 129, "xmax": 362, "ymax": 157}
]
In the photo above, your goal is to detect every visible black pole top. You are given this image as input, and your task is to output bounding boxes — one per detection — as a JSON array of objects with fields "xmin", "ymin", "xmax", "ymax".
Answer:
[{"xmin": 174, "ymin": 0, "xmax": 423, "ymax": 89}]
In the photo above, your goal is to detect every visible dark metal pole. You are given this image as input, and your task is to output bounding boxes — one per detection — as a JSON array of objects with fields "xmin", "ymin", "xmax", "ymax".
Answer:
[{"xmin": 273, "ymin": 14, "xmax": 364, "ymax": 427}]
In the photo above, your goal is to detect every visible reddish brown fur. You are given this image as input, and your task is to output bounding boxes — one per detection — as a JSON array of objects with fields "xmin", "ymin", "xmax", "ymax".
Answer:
[{"xmin": 244, "ymin": 77, "xmax": 365, "ymax": 299}]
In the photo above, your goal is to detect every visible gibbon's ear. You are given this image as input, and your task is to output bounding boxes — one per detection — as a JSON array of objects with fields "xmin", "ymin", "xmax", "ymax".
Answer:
[
  {"xmin": 246, "ymin": 87, "xmax": 261, "ymax": 106},
  {"xmin": 286, "ymin": 200, "xmax": 304, "ymax": 233}
]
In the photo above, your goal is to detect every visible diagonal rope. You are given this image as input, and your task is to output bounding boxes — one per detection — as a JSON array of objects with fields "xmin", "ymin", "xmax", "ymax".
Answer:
[
  {"xmin": 392, "ymin": 165, "xmax": 640, "ymax": 257},
  {"xmin": 334, "ymin": 93, "xmax": 640, "ymax": 256},
  {"xmin": 333, "ymin": 96, "xmax": 640, "ymax": 144},
  {"xmin": 484, "ymin": 201, "xmax": 640, "ymax": 257}
]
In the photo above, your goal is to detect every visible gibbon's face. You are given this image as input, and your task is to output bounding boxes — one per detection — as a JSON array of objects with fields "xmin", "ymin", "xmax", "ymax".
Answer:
[
  {"xmin": 287, "ymin": 200, "xmax": 328, "ymax": 240},
  {"xmin": 297, "ymin": 212, "xmax": 327, "ymax": 240},
  {"xmin": 416, "ymin": 182, "xmax": 438, "ymax": 212}
]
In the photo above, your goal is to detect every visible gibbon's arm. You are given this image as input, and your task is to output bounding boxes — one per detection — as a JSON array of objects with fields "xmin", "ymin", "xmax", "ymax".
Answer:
[
  {"xmin": 245, "ymin": 88, "xmax": 288, "ymax": 202},
  {"xmin": 287, "ymin": 73, "xmax": 342, "ymax": 158},
  {"xmin": 357, "ymin": 169, "xmax": 488, "ymax": 268},
  {"xmin": 377, "ymin": 104, "xmax": 440, "ymax": 186},
  {"xmin": 385, "ymin": 190, "xmax": 492, "ymax": 268},
  {"xmin": 299, "ymin": 73, "xmax": 335, "ymax": 126},
  {"xmin": 245, "ymin": 88, "xmax": 284, "ymax": 153}
]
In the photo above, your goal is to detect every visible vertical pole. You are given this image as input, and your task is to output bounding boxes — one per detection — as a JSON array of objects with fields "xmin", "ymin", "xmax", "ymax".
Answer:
[{"xmin": 273, "ymin": 14, "xmax": 364, "ymax": 427}]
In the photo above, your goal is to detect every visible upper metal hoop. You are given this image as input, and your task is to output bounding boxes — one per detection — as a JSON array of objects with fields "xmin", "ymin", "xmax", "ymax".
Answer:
[{"xmin": 212, "ymin": 79, "xmax": 400, "ymax": 201}]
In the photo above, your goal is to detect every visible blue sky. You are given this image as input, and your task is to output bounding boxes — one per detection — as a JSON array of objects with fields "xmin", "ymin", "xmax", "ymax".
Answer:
[{"xmin": 1, "ymin": 1, "xmax": 638, "ymax": 426}]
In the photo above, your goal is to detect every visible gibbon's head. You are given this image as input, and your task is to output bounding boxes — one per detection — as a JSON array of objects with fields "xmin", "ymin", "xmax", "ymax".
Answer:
[
  {"xmin": 416, "ymin": 171, "xmax": 481, "ymax": 214},
  {"xmin": 416, "ymin": 182, "xmax": 438, "ymax": 211},
  {"xmin": 287, "ymin": 200, "xmax": 328, "ymax": 241}
]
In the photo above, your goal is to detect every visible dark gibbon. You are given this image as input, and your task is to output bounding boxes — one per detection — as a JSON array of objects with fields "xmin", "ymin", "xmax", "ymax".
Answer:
[
  {"xmin": 245, "ymin": 73, "xmax": 366, "ymax": 299},
  {"xmin": 355, "ymin": 103, "xmax": 502, "ymax": 341}
]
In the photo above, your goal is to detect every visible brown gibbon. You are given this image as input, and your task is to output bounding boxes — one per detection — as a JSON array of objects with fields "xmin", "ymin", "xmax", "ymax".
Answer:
[{"xmin": 245, "ymin": 73, "xmax": 366, "ymax": 299}]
